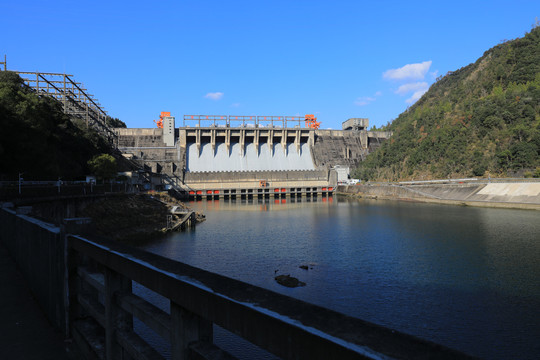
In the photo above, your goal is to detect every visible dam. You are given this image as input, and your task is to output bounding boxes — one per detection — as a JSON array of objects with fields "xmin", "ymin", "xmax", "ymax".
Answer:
[
  {"xmin": 115, "ymin": 115, "xmax": 391, "ymax": 199},
  {"xmin": 6, "ymin": 64, "xmax": 390, "ymax": 198}
]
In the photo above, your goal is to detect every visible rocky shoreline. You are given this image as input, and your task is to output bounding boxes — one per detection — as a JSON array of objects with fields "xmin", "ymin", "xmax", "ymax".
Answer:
[{"xmin": 81, "ymin": 192, "xmax": 205, "ymax": 244}]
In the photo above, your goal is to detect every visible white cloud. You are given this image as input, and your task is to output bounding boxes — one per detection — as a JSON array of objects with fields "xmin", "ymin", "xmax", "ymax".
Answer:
[
  {"xmin": 393, "ymin": 82, "xmax": 429, "ymax": 105},
  {"xmin": 204, "ymin": 92, "xmax": 224, "ymax": 100},
  {"xmin": 406, "ymin": 89, "xmax": 428, "ymax": 104},
  {"xmin": 230, "ymin": 103, "xmax": 240, "ymax": 108},
  {"xmin": 383, "ymin": 61, "xmax": 432, "ymax": 80},
  {"xmin": 354, "ymin": 96, "xmax": 376, "ymax": 106},
  {"xmin": 395, "ymin": 82, "xmax": 428, "ymax": 95},
  {"xmin": 354, "ymin": 91, "xmax": 381, "ymax": 106}
]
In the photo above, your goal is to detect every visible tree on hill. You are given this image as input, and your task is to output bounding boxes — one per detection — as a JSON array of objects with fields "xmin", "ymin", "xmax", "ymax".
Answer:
[
  {"xmin": 354, "ymin": 26, "xmax": 540, "ymax": 181},
  {"xmin": 0, "ymin": 71, "xmax": 120, "ymax": 180},
  {"xmin": 88, "ymin": 154, "xmax": 117, "ymax": 181},
  {"xmin": 106, "ymin": 116, "xmax": 127, "ymax": 128}
]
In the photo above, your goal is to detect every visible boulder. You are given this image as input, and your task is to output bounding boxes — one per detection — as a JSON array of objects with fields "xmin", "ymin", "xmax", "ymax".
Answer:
[{"xmin": 274, "ymin": 274, "xmax": 306, "ymax": 288}]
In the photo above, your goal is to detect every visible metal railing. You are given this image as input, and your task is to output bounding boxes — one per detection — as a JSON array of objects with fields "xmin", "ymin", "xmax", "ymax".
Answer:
[
  {"xmin": 183, "ymin": 115, "xmax": 306, "ymax": 128},
  {"xmin": 360, "ymin": 177, "xmax": 540, "ymax": 186},
  {"xmin": 0, "ymin": 181, "xmax": 132, "ymax": 201}
]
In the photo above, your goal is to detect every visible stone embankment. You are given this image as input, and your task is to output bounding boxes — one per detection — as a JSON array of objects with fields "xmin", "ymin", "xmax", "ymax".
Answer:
[
  {"xmin": 79, "ymin": 193, "xmax": 204, "ymax": 243},
  {"xmin": 338, "ymin": 182, "xmax": 540, "ymax": 210}
]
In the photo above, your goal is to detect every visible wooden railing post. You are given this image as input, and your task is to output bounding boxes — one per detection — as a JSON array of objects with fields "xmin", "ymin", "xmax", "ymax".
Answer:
[
  {"xmin": 105, "ymin": 267, "xmax": 133, "ymax": 360},
  {"xmin": 66, "ymin": 247, "xmax": 80, "ymax": 337},
  {"xmin": 170, "ymin": 301, "xmax": 213, "ymax": 360}
]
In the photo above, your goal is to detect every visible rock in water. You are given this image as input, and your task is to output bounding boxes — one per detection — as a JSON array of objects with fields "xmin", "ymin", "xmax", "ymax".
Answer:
[{"xmin": 274, "ymin": 274, "xmax": 306, "ymax": 288}]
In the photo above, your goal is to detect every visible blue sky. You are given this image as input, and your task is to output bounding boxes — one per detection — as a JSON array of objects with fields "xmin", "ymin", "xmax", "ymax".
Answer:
[{"xmin": 2, "ymin": 1, "xmax": 539, "ymax": 129}]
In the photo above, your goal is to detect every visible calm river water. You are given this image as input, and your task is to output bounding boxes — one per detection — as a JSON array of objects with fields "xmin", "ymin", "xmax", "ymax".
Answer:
[{"xmin": 136, "ymin": 196, "xmax": 540, "ymax": 360}]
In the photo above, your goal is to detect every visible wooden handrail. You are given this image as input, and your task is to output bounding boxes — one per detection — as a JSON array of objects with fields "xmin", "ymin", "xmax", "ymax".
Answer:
[{"xmin": 67, "ymin": 235, "xmax": 476, "ymax": 360}]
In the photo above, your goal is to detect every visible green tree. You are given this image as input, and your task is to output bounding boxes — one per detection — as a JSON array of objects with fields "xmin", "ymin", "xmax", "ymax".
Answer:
[
  {"xmin": 88, "ymin": 154, "xmax": 117, "ymax": 181},
  {"xmin": 354, "ymin": 26, "xmax": 540, "ymax": 181},
  {"xmin": 106, "ymin": 116, "xmax": 127, "ymax": 128},
  {"xmin": 0, "ymin": 71, "xmax": 118, "ymax": 180}
]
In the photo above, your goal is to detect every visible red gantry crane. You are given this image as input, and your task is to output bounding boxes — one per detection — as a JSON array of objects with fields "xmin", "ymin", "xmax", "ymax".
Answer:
[
  {"xmin": 304, "ymin": 114, "xmax": 321, "ymax": 129},
  {"xmin": 153, "ymin": 111, "xmax": 171, "ymax": 128}
]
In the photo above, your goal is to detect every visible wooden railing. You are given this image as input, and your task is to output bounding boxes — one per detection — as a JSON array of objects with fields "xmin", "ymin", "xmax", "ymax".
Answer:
[{"xmin": 67, "ymin": 235, "xmax": 475, "ymax": 360}]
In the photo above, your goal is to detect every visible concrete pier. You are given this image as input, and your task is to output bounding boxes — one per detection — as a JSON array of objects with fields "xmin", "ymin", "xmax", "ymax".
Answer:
[{"xmin": 187, "ymin": 186, "xmax": 335, "ymax": 200}]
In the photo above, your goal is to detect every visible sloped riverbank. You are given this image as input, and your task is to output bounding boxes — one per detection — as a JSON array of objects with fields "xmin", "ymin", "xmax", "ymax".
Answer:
[{"xmin": 338, "ymin": 182, "xmax": 540, "ymax": 210}]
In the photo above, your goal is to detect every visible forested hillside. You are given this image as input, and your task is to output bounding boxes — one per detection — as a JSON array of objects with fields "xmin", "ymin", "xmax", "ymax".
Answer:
[
  {"xmin": 0, "ymin": 71, "xmax": 122, "ymax": 180},
  {"xmin": 354, "ymin": 26, "xmax": 540, "ymax": 181}
]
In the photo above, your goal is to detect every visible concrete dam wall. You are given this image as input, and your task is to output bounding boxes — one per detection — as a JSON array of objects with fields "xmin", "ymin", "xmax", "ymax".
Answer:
[
  {"xmin": 115, "ymin": 124, "xmax": 390, "ymax": 195},
  {"xmin": 187, "ymin": 142, "xmax": 315, "ymax": 172},
  {"xmin": 116, "ymin": 127, "xmax": 386, "ymax": 175}
]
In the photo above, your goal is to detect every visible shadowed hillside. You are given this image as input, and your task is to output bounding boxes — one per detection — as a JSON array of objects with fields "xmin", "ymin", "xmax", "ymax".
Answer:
[{"xmin": 0, "ymin": 71, "xmax": 125, "ymax": 180}]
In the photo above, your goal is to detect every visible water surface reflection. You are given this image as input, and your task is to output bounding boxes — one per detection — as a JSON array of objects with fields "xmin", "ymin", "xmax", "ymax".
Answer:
[{"xmin": 140, "ymin": 197, "xmax": 540, "ymax": 359}]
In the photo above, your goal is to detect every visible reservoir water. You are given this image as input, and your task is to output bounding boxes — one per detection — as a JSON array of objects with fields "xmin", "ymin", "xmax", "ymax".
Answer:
[{"xmin": 138, "ymin": 197, "xmax": 540, "ymax": 359}]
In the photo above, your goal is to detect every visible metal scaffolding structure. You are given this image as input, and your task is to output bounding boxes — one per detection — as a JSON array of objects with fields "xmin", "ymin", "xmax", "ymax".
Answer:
[
  {"xmin": 16, "ymin": 71, "xmax": 117, "ymax": 143},
  {"xmin": 0, "ymin": 58, "xmax": 117, "ymax": 144}
]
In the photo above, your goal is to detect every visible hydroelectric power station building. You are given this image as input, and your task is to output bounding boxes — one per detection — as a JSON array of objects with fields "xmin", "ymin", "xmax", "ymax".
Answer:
[{"xmin": 115, "ymin": 115, "xmax": 391, "ymax": 199}]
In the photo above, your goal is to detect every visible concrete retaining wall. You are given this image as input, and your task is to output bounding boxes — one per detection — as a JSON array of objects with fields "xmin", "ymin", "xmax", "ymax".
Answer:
[
  {"xmin": 115, "ymin": 128, "xmax": 165, "ymax": 147},
  {"xmin": 339, "ymin": 184, "xmax": 438, "ymax": 200},
  {"xmin": 0, "ymin": 208, "xmax": 66, "ymax": 332},
  {"xmin": 407, "ymin": 183, "xmax": 540, "ymax": 204},
  {"xmin": 339, "ymin": 182, "xmax": 540, "ymax": 209},
  {"xmin": 407, "ymin": 184, "xmax": 483, "ymax": 200},
  {"xmin": 472, "ymin": 183, "xmax": 540, "ymax": 203},
  {"xmin": 311, "ymin": 132, "xmax": 368, "ymax": 168}
]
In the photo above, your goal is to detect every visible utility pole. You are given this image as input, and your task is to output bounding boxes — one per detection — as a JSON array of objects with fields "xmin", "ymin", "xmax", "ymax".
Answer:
[{"xmin": 0, "ymin": 55, "xmax": 6, "ymax": 71}]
